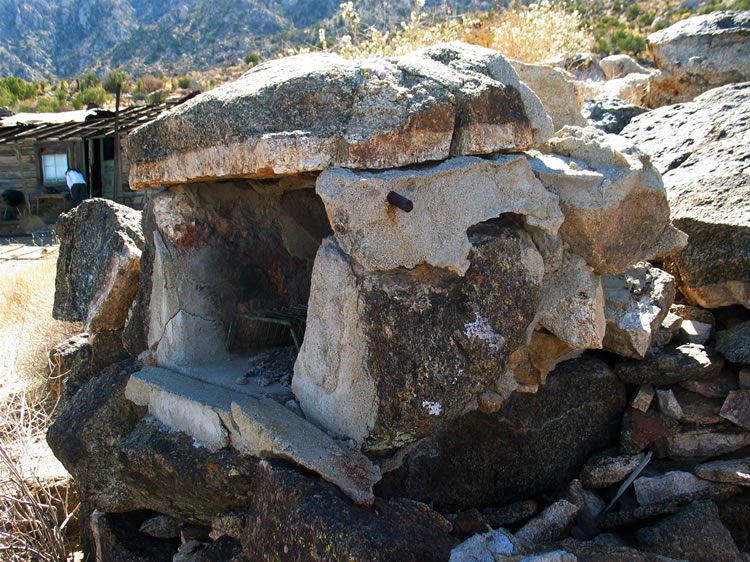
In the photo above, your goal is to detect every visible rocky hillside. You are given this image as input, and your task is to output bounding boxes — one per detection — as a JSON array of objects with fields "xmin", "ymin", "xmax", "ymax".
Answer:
[{"xmin": 0, "ymin": 0, "xmax": 493, "ymax": 81}]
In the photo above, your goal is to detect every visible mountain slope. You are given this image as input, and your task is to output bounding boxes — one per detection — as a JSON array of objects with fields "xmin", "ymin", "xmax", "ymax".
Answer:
[{"xmin": 0, "ymin": 0, "xmax": 492, "ymax": 80}]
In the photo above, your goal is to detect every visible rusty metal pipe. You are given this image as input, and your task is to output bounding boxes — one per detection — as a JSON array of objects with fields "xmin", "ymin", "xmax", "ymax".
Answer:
[{"xmin": 386, "ymin": 191, "xmax": 413, "ymax": 213}]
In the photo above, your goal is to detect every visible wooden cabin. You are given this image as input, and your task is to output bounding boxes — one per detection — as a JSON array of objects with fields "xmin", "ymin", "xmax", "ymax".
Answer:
[{"xmin": 0, "ymin": 102, "xmax": 176, "ymax": 225}]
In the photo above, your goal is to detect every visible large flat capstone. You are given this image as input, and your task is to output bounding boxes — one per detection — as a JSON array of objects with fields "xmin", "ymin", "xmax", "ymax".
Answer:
[{"xmin": 125, "ymin": 42, "xmax": 552, "ymax": 189}]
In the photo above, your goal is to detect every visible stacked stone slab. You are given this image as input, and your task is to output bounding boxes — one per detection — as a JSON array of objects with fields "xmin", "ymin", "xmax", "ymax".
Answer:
[{"xmin": 120, "ymin": 41, "xmax": 675, "ymax": 463}]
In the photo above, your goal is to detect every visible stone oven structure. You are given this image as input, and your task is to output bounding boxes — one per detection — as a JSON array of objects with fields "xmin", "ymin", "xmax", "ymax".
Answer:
[{"xmin": 48, "ymin": 41, "xmax": 750, "ymax": 561}]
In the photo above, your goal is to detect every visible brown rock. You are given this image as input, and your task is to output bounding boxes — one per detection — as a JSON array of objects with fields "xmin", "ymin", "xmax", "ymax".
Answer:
[
  {"xmin": 580, "ymin": 453, "xmax": 647, "ymax": 489},
  {"xmin": 507, "ymin": 330, "xmax": 578, "ymax": 389},
  {"xmin": 477, "ymin": 391, "xmax": 504, "ymax": 414},
  {"xmin": 631, "ymin": 385, "xmax": 655, "ymax": 413},
  {"xmin": 447, "ymin": 508, "xmax": 490, "ymax": 539},
  {"xmin": 126, "ymin": 43, "xmax": 552, "ymax": 189},
  {"xmin": 696, "ymin": 458, "xmax": 750, "ymax": 486},
  {"xmin": 620, "ymin": 408, "xmax": 680, "ymax": 455}
]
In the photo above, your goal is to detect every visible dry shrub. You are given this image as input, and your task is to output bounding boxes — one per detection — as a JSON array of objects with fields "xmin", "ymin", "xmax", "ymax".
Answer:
[
  {"xmin": 332, "ymin": 0, "xmax": 592, "ymax": 63},
  {"xmin": 0, "ymin": 254, "xmax": 78, "ymax": 390},
  {"xmin": 0, "ymin": 250, "xmax": 82, "ymax": 560},
  {"xmin": 0, "ymin": 395, "xmax": 78, "ymax": 561},
  {"xmin": 138, "ymin": 74, "xmax": 164, "ymax": 94},
  {"xmin": 487, "ymin": 1, "xmax": 593, "ymax": 62}
]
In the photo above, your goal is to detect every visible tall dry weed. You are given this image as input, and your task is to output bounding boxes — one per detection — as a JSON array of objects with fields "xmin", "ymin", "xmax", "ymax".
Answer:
[
  {"xmin": 0, "ymin": 250, "xmax": 81, "ymax": 560},
  {"xmin": 329, "ymin": 0, "xmax": 592, "ymax": 63}
]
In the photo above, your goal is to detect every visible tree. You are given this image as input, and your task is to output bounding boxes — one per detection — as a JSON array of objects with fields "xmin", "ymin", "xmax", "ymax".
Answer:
[{"xmin": 102, "ymin": 69, "xmax": 129, "ymax": 202}]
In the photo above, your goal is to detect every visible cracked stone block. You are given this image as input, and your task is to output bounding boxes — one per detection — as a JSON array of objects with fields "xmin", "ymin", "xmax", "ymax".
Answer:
[
  {"xmin": 602, "ymin": 263, "xmax": 676, "ymax": 359},
  {"xmin": 529, "ymin": 127, "xmax": 669, "ymax": 275},
  {"xmin": 293, "ymin": 227, "xmax": 543, "ymax": 451}
]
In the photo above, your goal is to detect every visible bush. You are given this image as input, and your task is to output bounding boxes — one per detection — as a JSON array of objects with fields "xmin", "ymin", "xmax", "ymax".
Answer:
[
  {"xmin": 732, "ymin": 0, "xmax": 750, "ymax": 8},
  {"xmin": 147, "ymin": 90, "xmax": 168, "ymax": 104},
  {"xmin": 611, "ymin": 29, "xmax": 647, "ymax": 55},
  {"xmin": 72, "ymin": 87, "xmax": 109, "ymax": 109},
  {"xmin": 625, "ymin": 3, "xmax": 642, "ymax": 21},
  {"xmin": 177, "ymin": 76, "xmax": 192, "ymax": 89},
  {"xmin": 0, "ymin": 77, "xmax": 37, "ymax": 101},
  {"xmin": 244, "ymin": 52, "xmax": 260, "ymax": 66},
  {"xmin": 489, "ymin": 1, "xmax": 593, "ymax": 62},
  {"xmin": 138, "ymin": 74, "xmax": 163, "ymax": 94}
]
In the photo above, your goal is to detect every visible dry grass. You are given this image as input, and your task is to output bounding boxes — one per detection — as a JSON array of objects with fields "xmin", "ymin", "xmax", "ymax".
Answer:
[
  {"xmin": 0, "ymin": 248, "xmax": 82, "ymax": 560},
  {"xmin": 329, "ymin": 0, "xmax": 593, "ymax": 63}
]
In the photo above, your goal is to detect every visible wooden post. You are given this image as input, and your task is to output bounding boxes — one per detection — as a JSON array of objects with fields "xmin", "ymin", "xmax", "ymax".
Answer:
[
  {"xmin": 113, "ymin": 88, "xmax": 122, "ymax": 203},
  {"xmin": 87, "ymin": 138, "xmax": 94, "ymax": 199},
  {"xmin": 14, "ymin": 146, "xmax": 31, "ymax": 215}
]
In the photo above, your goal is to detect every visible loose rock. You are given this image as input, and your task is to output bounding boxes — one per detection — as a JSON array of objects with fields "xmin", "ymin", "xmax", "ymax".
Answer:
[
  {"xmin": 515, "ymin": 499, "xmax": 581, "ymax": 548},
  {"xmin": 721, "ymin": 390, "xmax": 750, "ymax": 430},
  {"xmin": 715, "ymin": 321, "xmax": 750, "ymax": 365},
  {"xmin": 635, "ymin": 500, "xmax": 744, "ymax": 561},
  {"xmin": 615, "ymin": 343, "xmax": 725, "ymax": 386},
  {"xmin": 580, "ymin": 452, "xmax": 647, "ymax": 489},
  {"xmin": 644, "ymin": 11, "xmax": 750, "ymax": 107},
  {"xmin": 622, "ymin": 83, "xmax": 750, "ymax": 308},
  {"xmin": 600, "ymin": 55, "xmax": 651, "ymax": 80},
  {"xmin": 530, "ymin": 127, "xmax": 669, "ymax": 275},
  {"xmin": 634, "ymin": 470, "xmax": 740, "ymax": 506},
  {"xmin": 449, "ymin": 528, "xmax": 517, "ymax": 562},
  {"xmin": 53, "ymin": 199, "xmax": 144, "ymax": 332},
  {"xmin": 696, "ymin": 458, "xmax": 750, "ymax": 486}
]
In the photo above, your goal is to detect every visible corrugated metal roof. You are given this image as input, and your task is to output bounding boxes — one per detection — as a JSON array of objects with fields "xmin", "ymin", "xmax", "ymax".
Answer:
[{"xmin": 0, "ymin": 99, "xmax": 185, "ymax": 145}]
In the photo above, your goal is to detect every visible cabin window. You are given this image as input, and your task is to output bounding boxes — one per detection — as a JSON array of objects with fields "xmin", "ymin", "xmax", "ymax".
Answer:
[{"xmin": 42, "ymin": 153, "xmax": 68, "ymax": 184}]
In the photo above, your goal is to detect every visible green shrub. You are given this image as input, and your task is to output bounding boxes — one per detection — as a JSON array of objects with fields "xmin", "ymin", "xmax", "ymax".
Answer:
[
  {"xmin": 244, "ymin": 52, "xmax": 260, "ymax": 65},
  {"xmin": 147, "ymin": 90, "xmax": 168, "ymax": 104},
  {"xmin": 731, "ymin": 0, "xmax": 750, "ymax": 9},
  {"xmin": 611, "ymin": 29, "xmax": 647, "ymax": 55},
  {"xmin": 626, "ymin": 3, "xmax": 642, "ymax": 21},
  {"xmin": 0, "ymin": 77, "xmax": 37, "ymax": 101},
  {"xmin": 177, "ymin": 76, "xmax": 192, "ymax": 89},
  {"xmin": 72, "ymin": 87, "xmax": 109, "ymax": 109}
]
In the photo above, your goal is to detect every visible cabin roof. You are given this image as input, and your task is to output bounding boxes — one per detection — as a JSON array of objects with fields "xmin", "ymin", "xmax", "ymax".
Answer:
[{"xmin": 0, "ymin": 97, "xmax": 188, "ymax": 145}]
